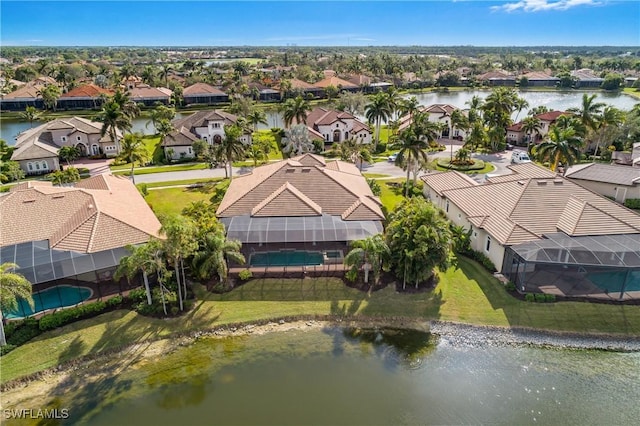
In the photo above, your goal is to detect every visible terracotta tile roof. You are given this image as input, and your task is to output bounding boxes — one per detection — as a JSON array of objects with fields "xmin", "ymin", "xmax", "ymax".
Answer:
[
  {"xmin": 398, "ymin": 104, "xmax": 461, "ymax": 131},
  {"xmin": 1, "ymin": 174, "xmax": 161, "ymax": 253},
  {"xmin": 485, "ymin": 163, "xmax": 556, "ymax": 184},
  {"xmin": 564, "ymin": 163, "xmax": 640, "ymax": 186},
  {"xmin": 421, "ymin": 171, "xmax": 478, "ymax": 196},
  {"xmin": 286, "ymin": 78, "xmax": 318, "ymax": 90},
  {"xmin": 507, "ymin": 122, "xmax": 524, "ymax": 132},
  {"xmin": 535, "ymin": 110, "xmax": 569, "ymax": 122},
  {"xmin": 183, "ymin": 82, "xmax": 227, "ymax": 96},
  {"xmin": 313, "ymin": 76, "xmax": 358, "ymax": 89},
  {"xmin": 1, "ymin": 76, "xmax": 57, "ymax": 100},
  {"xmin": 128, "ymin": 84, "xmax": 172, "ymax": 100},
  {"xmin": 216, "ymin": 158, "xmax": 383, "ymax": 222},
  {"xmin": 571, "ymin": 69, "xmax": 602, "ymax": 80},
  {"xmin": 305, "ymin": 107, "xmax": 370, "ymax": 134},
  {"xmin": 60, "ymin": 84, "xmax": 113, "ymax": 98},
  {"xmin": 439, "ymin": 176, "xmax": 640, "ymax": 246},
  {"xmin": 346, "ymin": 74, "xmax": 372, "ymax": 86}
]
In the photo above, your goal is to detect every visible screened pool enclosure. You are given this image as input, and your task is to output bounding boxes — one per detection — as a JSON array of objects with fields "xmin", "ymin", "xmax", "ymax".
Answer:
[
  {"xmin": 0, "ymin": 240, "xmax": 140, "ymax": 318},
  {"xmin": 502, "ymin": 233, "xmax": 640, "ymax": 300}
]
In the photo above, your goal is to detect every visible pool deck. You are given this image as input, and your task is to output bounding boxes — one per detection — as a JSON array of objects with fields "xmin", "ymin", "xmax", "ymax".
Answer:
[{"xmin": 230, "ymin": 263, "xmax": 348, "ymax": 278}]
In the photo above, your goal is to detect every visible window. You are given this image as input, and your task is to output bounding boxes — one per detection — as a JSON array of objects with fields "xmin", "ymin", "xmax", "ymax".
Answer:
[
  {"xmin": 485, "ymin": 236, "xmax": 491, "ymax": 252},
  {"xmin": 457, "ymin": 213, "xmax": 461, "ymax": 220},
  {"xmin": 188, "ymin": 147, "xmax": 192, "ymax": 154},
  {"xmin": 446, "ymin": 200, "xmax": 449, "ymax": 213},
  {"xmin": 35, "ymin": 162, "xmax": 40, "ymax": 170},
  {"xmin": 28, "ymin": 163, "xmax": 33, "ymax": 171},
  {"xmin": 336, "ymin": 124, "xmax": 339, "ymax": 128},
  {"xmin": 61, "ymin": 136, "xmax": 67, "ymax": 143},
  {"xmin": 41, "ymin": 161, "xmax": 48, "ymax": 170},
  {"xmin": 77, "ymin": 136, "xmax": 82, "ymax": 141}
]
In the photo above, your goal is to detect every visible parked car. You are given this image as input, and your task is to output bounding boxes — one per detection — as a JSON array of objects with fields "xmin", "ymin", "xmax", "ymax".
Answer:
[
  {"xmin": 388, "ymin": 153, "xmax": 398, "ymax": 162},
  {"xmin": 505, "ymin": 143, "xmax": 514, "ymax": 151},
  {"xmin": 511, "ymin": 150, "xmax": 532, "ymax": 164}
]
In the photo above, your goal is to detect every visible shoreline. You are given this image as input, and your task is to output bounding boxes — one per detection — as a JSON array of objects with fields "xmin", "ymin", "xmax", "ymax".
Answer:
[{"xmin": 2, "ymin": 317, "xmax": 640, "ymax": 396}]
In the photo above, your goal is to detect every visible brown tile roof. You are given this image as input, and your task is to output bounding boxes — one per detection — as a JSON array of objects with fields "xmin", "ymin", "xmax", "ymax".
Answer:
[
  {"xmin": 535, "ymin": 110, "xmax": 569, "ymax": 122},
  {"xmin": 477, "ymin": 70, "xmax": 515, "ymax": 80},
  {"xmin": 1, "ymin": 174, "xmax": 161, "ymax": 253},
  {"xmin": 421, "ymin": 171, "xmax": 478, "ymax": 196},
  {"xmin": 565, "ymin": 163, "xmax": 640, "ymax": 186},
  {"xmin": 216, "ymin": 158, "xmax": 383, "ymax": 222},
  {"xmin": 128, "ymin": 84, "xmax": 172, "ymax": 100},
  {"xmin": 172, "ymin": 109, "xmax": 239, "ymax": 130},
  {"xmin": 346, "ymin": 74, "xmax": 372, "ymax": 86},
  {"xmin": 522, "ymin": 71, "xmax": 559, "ymax": 80},
  {"xmin": 60, "ymin": 84, "xmax": 113, "ymax": 98},
  {"xmin": 507, "ymin": 122, "xmax": 524, "ymax": 132},
  {"xmin": 486, "ymin": 163, "xmax": 556, "ymax": 184},
  {"xmin": 440, "ymin": 176, "xmax": 640, "ymax": 246},
  {"xmin": 305, "ymin": 107, "xmax": 370, "ymax": 133},
  {"xmin": 313, "ymin": 76, "xmax": 358, "ymax": 89},
  {"xmin": 286, "ymin": 78, "xmax": 318, "ymax": 90},
  {"xmin": 1, "ymin": 76, "xmax": 57, "ymax": 100},
  {"xmin": 183, "ymin": 82, "xmax": 227, "ymax": 96},
  {"xmin": 293, "ymin": 153, "xmax": 326, "ymax": 167},
  {"xmin": 11, "ymin": 140, "xmax": 59, "ymax": 160},
  {"xmin": 162, "ymin": 126, "xmax": 200, "ymax": 147}
]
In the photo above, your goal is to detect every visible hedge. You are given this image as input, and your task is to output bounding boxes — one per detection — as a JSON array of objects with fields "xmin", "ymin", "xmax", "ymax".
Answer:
[
  {"xmin": 624, "ymin": 198, "xmax": 640, "ymax": 210},
  {"xmin": 436, "ymin": 158, "xmax": 486, "ymax": 171},
  {"xmin": 39, "ymin": 301, "xmax": 108, "ymax": 331}
]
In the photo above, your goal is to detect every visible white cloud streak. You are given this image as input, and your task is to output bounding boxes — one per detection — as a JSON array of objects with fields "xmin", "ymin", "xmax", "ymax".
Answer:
[{"xmin": 491, "ymin": 0, "xmax": 603, "ymax": 13}]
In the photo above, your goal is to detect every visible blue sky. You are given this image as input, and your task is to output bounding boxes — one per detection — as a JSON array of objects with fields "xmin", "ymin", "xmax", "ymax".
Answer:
[{"xmin": 1, "ymin": 1, "xmax": 638, "ymax": 46}]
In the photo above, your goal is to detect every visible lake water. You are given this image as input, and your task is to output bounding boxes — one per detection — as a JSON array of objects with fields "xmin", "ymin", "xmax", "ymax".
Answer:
[
  {"xmin": 1, "ymin": 90, "xmax": 637, "ymax": 145},
  {"xmin": 52, "ymin": 327, "xmax": 640, "ymax": 426}
]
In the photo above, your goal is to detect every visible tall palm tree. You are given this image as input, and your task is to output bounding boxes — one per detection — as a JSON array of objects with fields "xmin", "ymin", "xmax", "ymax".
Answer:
[
  {"xmin": 158, "ymin": 63, "xmax": 173, "ymax": 87},
  {"xmin": 0, "ymin": 262, "xmax": 34, "ymax": 346},
  {"xmin": 160, "ymin": 215, "xmax": 198, "ymax": 311},
  {"xmin": 115, "ymin": 240, "xmax": 169, "ymax": 315},
  {"xmin": 19, "ymin": 106, "xmax": 41, "ymax": 128},
  {"xmin": 111, "ymin": 90, "xmax": 140, "ymax": 120},
  {"xmin": 465, "ymin": 95, "xmax": 484, "ymax": 123},
  {"xmin": 365, "ymin": 92, "xmax": 392, "ymax": 150},
  {"xmin": 192, "ymin": 230, "xmax": 245, "ymax": 284},
  {"xmin": 58, "ymin": 146, "xmax": 80, "ymax": 166},
  {"xmin": 395, "ymin": 126, "xmax": 430, "ymax": 196},
  {"xmin": 383, "ymin": 86, "xmax": 402, "ymax": 120},
  {"xmin": 465, "ymin": 120, "xmax": 487, "ymax": 152},
  {"xmin": 449, "ymin": 109, "xmax": 469, "ymax": 161},
  {"xmin": 536, "ymin": 126, "xmax": 583, "ymax": 171},
  {"xmin": 343, "ymin": 235, "xmax": 390, "ymax": 285},
  {"xmin": 513, "ymin": 97, "xmax": 529, "ymax": 122},
  {"xmin": 592, "ymin": 106, "xmax": 625, "ymax": 158},
  {"xmin": 95, "ymin": 100, "xmax": 130, "ymax": 152},
  {"xmin": 280, "ymin": 95, "xmax": 311, "ymax": 128},
  {"xmin": 117, "ymin": 132, "xmax": 148, "ymax": 184},
  {"xmin": 521, "ymin": 115, "xmax": 542, "ymax": 149},
  {"xmin": 146, "ymin": 104, "xmax": 175, "ymax": 131},
  {"xmin": 220, "ymin": 125, "xmax": 247, "ymax": 180},
  {"xmin": 246, "ymin": 109, "xmax": 268, "ymax": 131},
  {"xmin": 568, "ymin": 93, "xmax": 605, "ymax": 134}
]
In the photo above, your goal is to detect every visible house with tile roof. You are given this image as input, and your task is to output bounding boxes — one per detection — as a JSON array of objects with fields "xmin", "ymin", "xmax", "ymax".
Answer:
[
  {"xmin": 0, "ymin": 174, "xmax": 162, "ymax": 317},
  {"xmin": 304, "ymin": 107, "xmax": 372, "ymax": 147},
  {"xmin": 183, "ymin": 83, "xmax": 229, "ymax": 105},
  {"xmin": 477, "ymin": 70, "xmax": 516, "ymax": 87},
  {"xmin": 278, "ymin": 78, "xmax": 323, "ymax": 99},
  {"xmin": 216, "ymin": 153, "xmax": 384, "ymax": 268},
  {"xmin": 564, "ymin": 163, "xmax": 640, "ymax": 203},
  {"xmin": 398, "ymin": 104, "xmax": 468, "ymax": 139},
  {"xmin": 507, "ymin": 110, "xmax": 571, "ymax": 145},
  {"xmin": 11, "ymin": 117, "xmax": 121, "ymax": 175},
  {"xmin": 422, "ymin": 163, "xmax": 640, "ymax": 300},
  {"xmin": 0, "ymin": 76, "xmax": 58, "ymax": 111},
  {"xmin": 128, "ymin": 83, "xmax": 172, "ymax": 106},
  {"xmin": 519, "ymin": 71, "xmax": 560, "ymax": 87},
  {"xmin": 313, "ymin": 76, "xmax": 359, "ymax": 95},
  {"xmin": 57, "ymin": 84, "xmax": 114, "ymax": 110},
  {"xmin": 571, "ymin": 69, "xmax": 604, "ymax": 88},
  {"xmin": 161, "ymin": 109, "xmax": 251, "ymax": 161}
]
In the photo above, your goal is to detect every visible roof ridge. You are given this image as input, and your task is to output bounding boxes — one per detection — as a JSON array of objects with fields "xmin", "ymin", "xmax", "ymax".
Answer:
[
  {"xmin": 320, "ymin": 166, "xmax": 361, "ymax": 199},
  {"xmin": 51, "ymin": 201, "xmax": 98, "ymax": 248},
  {"xmin": 251, "ymin": 182, "xmax": 322, "ymax": 216},
  {"xmin": 342, "ymin": 198, "xmax": 363, "ymax": 219},
  {"xmin": 582, "ymin": 198, "xmax": 640, "ymax": 232}
]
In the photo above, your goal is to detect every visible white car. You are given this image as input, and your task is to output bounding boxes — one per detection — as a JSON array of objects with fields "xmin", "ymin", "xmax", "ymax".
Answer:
[
  {"xmin": 388, "ymin": 153, "xmax": 398, "ymax": 162},
  {"xmin": 511, "ymin": 151, "xmax": 532, "ymax": 164}
]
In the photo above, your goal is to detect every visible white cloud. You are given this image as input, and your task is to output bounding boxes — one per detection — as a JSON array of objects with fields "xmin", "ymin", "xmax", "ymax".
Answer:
[{"xmin": 491, "ymin": 0, "xmax": 603, "ymax": 13}]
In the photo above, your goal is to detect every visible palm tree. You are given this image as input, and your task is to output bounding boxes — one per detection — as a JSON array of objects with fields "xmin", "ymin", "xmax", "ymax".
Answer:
[
  {"xmin": 220, "ymin": 125, "xmax": 247, "ymax": 180},
  {"xmin": 521, "ymin": 116, "xmax": 542, "ymax": 149},
  {"xmin": 465, "ymin": 95, "xmax": 484, "ymax": 123},
  {"xmin": 58, "ymin": 146, "xmax": 80, "ymax": 166},
  {"xmin": 117, "ymin": 132, "xmax": 148, "ymax": 184},
  {"xmin": 19, "ymin": 106, "xmax": 41, "ymax": 128},
  {"xmin": 568, "ymin": 93, "xmax": 605, "ymax": 134},
  {"xmin": 592, "ymin": 106, "xmax": 625, "ymax": 159},
  {"xmin": 141, "ymin": 66, "xmax": 156, "ymax": 85},
  {"xmin": 95, "ymin": 100, "xmax": 130, "ymax": 152},
  {"xmin": 115, "ymin": 240, "xmax": 169, "ymax": 315},
  {"xmin": 466, "ymin": 120, "xmax": 487, "ymax": 152},
  {"xmin": 536, "ymin": 126, "xmax": 583, "ymax": 171},
  {"xmin": 246, "ymin": 142, "xmax": 267, "ymax": 167},
  {"xmin": 343, "ymin": 235, "xmax": 390, "ymax": 285},
  {"xmin": 156, "ymin": 119, "xmax": 175, "ymax": 148},
  {"xmin": 158, "ymin": 63, "xmax": 173, "ymax": 87},
  {"xmin": 146, "ymin": 104, "xmax": 176, "ymax": 131},
  {"xmin": 513, "ymin": 97, "xmax": 529, "ymax": 122},
  {"xmin": 395, "ymin": 126, "xmax": 430, "ymax": 196},
  {"xmin": 111, "ymin": 90, "xmax": 140, "ymax": 120},
  {"xmin": 37, "ymin": 84, "xmax": 61, "ymax": 111},
  {"xmin": 365, "ymin": 92, "xmax": 392, "ymax": 150},
  {"xmin": 449, "ymin": 109, "xmax": 469, "ymax": 161},
  {"xmin": 192, "ymin": 230, "xmax": 245, "ymax": 284},
  {"xmin": 246, "ymin": 109, "xmax": 268, "ymax": 131},
  {"xmin": 0, "ymin": 263, "xmax": 34, "ymax": 346},
  {"xmin": 383, "ymin": 86, "xmax": 402, "ymax": 120},
  {"xmin": 281, "ymin": 124, "xmax": 314, "ymax": 158},
  {"xmin": 281, "ymin": 95, "xmax": 311, "ymax": 128},
  {"xmin": 160, "ymin": 215, "xmax": 198, "ymax": 311}
]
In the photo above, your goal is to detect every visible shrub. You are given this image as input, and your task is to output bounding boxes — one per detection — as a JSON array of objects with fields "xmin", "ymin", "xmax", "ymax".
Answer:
[
  {"xmin": 505, "ymin": 281, "xmax": 516, "ymax": 292},
  {"xmin": 1, "ymin": 344, "xmax": 17, "ymax": 356},
  {"xmin": 139, "ymin": 183, "xmax": 149, "ymax": 196},
  {"xmin": 6, "ymin": 318, "xmax": 41, "ymax": 346},
  {"xmin": 375, "ymin": 142, "xmax": 387, "ymax": 154},
  {"xmin": 466, "ymin": 250, "xmax": 496, "ymax": 273},
  {"xmin": 534, "ymin": 293, "xmax": 546, "ymax": 302},
  {"xmin": 238, "ymin": 269, "xmax": 253, "ymax": 281},
  {"xmin": 39, "ymin": 301, "xmax": 108, "ymax": 331},
  {"xmin": 106, "ymin": 295, "xmax": 123, "ymax": 308},
  {"xmin": 345, "ymin": 268, "xmax": 358, "ymax": 283},
  {"xmin": 525, "ymin": 293, "xmax": 535, "ymax": 302},
  {"xmin": 128, "ymin": 287, "xmax": 148, "ymax": 304},
  {"xmin": 135, "ymin": 302, "xmax": 156, "ymax": 316},
  {"xmin": 544, "ymin": 294, "xmax": 556, "ymax": 303},
  {"xmin": 624, "ymin": 198, "xmax": 640, "ymax": 210},
  {"xmin": 367, "ymin": 178, "xmax": 382, "ymax": 196}
]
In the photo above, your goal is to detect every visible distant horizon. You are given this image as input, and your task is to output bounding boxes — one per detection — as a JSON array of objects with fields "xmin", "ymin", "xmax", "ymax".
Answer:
[
  {"xmin": 1, "ymin": 1, "xmax": 638, "ymax": 47},
  {"xmin": 2, "ymin": 45, "xmax": 639, "ymax": 49}
]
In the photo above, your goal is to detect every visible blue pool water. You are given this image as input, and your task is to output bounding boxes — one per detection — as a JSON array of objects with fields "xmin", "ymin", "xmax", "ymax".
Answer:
[
  {"xmin": 4, "ymin": 285, "xmax": 93, "ymax": 319},
  {"xmin": 250, "ymin": 251, "xmax": 324, "ymax": 267},
  {"xmin": 587, "ymin": 271, "xmax": 640, "ymax": 293}
]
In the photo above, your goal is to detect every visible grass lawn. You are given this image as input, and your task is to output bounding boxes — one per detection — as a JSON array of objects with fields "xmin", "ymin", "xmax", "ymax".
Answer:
[
  {"xmin": 379, "ymin": 178, "xmax": 409, "ymax": 211},
  {"xmin": 138, "ymin": 178, "xmax": 223, "ymax": 189},
  {"xmin": 143, "ymin": 185, "xmax": 216, "ymax": 216},
  {"xmin": 362, "ymin": 173, "xmax": 391, "ymax": 179},
  {"xmin": 434, "ymin": 159, "xmax": 495, "ymax": 175},
  {"xmin": 3, "ymin": 257, "xmax": 640, "ymax": 383},
  {"xmin": 112, "ymin": 163, "xmax": 208, "ymax": 175}
]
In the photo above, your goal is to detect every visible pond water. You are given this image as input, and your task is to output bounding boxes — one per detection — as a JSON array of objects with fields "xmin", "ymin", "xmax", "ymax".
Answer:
[
  {"xmin": 1, "ymin": 90, "xmax": 636, "ymax": 145},
  {"xmin": 50, "ymin": 327, "xmax": 639, "ymax": 426}
]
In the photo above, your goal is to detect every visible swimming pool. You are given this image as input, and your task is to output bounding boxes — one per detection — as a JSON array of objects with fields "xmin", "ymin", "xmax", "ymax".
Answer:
[
  {"xmin": 4, "ymin": 285, "xmax": 93, "ymax": 319},
  {"xmin": 587, "ymin": 271, "xmax": 640, "ymax": 294},
  {"xmin": 249, "ymin": 250, "xmax": 324, "ymax": 267}
]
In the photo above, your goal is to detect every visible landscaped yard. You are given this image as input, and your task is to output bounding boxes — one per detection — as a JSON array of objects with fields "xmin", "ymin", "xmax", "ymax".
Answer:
[
  {"xmin": 112, "ymin": 163, "xmax": 209, "ymax": 175},
  {"xmin": 3, "ymin": 256, "xmax": 640, "ymax": 383},
  {"xmin": 138, "ymin": 178, "xmax": 222, "ymax": 189},
  {"xmin": 144, "ymin": 185, "xmax": 216, "ymax": 216}
]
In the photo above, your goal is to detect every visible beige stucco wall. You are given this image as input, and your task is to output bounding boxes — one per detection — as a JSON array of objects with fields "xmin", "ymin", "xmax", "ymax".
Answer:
[
  {"xmin": 569, "ymin": 179, "xmax": 640, "ymax": 202},
  {"xmin": 164, "ymin": 145, "xmax": 195, "ymax": 161}
]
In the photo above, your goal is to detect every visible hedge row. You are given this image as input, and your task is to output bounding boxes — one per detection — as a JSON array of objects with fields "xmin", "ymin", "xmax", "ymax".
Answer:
[{"xmin": 624, "ymin": 198, "xmax": 640, "ymax": 210}]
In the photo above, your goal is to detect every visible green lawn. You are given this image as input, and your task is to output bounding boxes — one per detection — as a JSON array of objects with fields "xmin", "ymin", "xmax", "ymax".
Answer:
[
  {"xmin": 112, "ymin": 163, "xmax": 208, "ymax": 175},
  {"xmin": 362, "ymin": 173, "xmax": 391, "ymax": 179},
  {"xmin": 434, "ymin": 159, "xmax": 496, "ymax": 175},
  {"xmin": 138, "ymin": 178, "xmax": 222, "ymax": 189},
  {"xmin": 144, "ymin": 185, "xmax": 216, "ymax": 216},
  {"xmin": 3, "ymin": 257, "xmax": 640, "ymax": 383}
]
